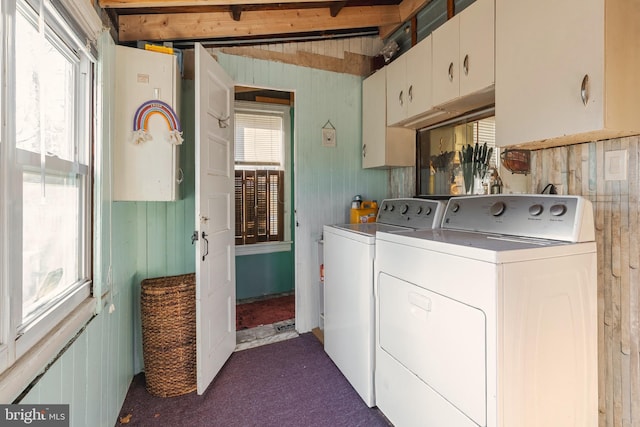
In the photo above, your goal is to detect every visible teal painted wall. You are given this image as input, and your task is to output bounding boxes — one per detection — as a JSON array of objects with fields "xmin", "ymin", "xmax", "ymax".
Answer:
[
  {"xmin": 17, "ymin": 47, "xmax": 386, "ymax": 426},
  {"xmin": 214, "ymin": 51, "xmax": 390, "ymax": 332},
  {"xmin": 126, "ymin": 80, "xmax": 198, "ymax": 372},
  {"xmin": 236, "ymin": 251, "xmax": 295, "ymax": 300}
]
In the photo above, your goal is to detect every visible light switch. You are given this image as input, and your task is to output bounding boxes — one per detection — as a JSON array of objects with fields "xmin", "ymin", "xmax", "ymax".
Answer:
[{"xmin": 604, "ymin": 149, "xmax": 627, "ymax": 181}]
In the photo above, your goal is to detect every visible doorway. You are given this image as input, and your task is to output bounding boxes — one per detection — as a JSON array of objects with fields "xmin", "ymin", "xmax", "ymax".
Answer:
[{"xmin": 233, "ymin": 86, "xmax": 296, "ymax": 348}]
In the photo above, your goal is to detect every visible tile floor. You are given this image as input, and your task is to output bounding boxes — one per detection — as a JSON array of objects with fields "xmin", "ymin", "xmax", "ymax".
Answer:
[{"xmin": 235, "ymin": 318, "xmax": 298, "ymax": 351}]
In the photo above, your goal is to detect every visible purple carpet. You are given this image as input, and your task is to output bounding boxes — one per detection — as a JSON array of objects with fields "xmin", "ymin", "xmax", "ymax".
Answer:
[{"xmin": 116, "ymin": 333, "xmax": 392, "ymax": 426}]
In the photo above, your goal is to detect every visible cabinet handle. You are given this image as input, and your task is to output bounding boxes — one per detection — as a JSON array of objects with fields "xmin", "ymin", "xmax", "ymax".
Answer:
[
  {"xmin": 177, "ymin": 167, "xmax": 184, "ymax": 184},
  {"xmin": 448, "ymin": 62, "xmax": 454, "ymax": 82},
  {"xmin": 399, "ymin": 90, "xmax": 404, "ymax": 106},
  {"xmin": 463, "ymin": 54, "xmax": 469, "ymax": 76},
  {"xmin": 408, "ymin": 85, "xmax": 413, "ymax": 102},
  {"xmin": 362, "ymin": 144, "xmax": 367, "ymax": 158},
  {"xmin": 581, "ymin": 74, "xmax": 590, "ymax": 106}
]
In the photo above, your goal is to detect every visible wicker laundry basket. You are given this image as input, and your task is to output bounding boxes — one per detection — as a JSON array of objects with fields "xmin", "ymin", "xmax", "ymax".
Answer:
[{"xmin": 140, "ymin": 272, "xmax": 197, "ymax": 397}]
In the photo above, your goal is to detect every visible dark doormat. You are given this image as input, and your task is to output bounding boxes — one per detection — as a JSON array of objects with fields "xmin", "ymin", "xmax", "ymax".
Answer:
[{"xmin": 236, "ymin": 293, "xmax": 295, "ymax": 330}]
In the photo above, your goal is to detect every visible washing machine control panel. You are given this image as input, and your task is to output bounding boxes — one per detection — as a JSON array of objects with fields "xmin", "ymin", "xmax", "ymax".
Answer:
[
  {"xmin": 377, "ymin": 198, "xmax": 446, "ymax": 229},
  {"xmin": 442, "ymin": 194, "xmax": 595, "ymax": 242}
]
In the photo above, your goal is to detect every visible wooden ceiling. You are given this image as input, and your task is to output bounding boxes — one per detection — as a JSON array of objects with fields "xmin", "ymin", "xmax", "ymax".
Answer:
[{"xmin": 98, "ymin": 0, "xmax": 432, "ymax": 45}]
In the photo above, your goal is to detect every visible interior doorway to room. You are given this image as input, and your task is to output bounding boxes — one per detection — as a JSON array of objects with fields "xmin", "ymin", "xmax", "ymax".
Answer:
[{"xmin": 233, "ymin": 86, "xmax": 296, "ymax": 349}]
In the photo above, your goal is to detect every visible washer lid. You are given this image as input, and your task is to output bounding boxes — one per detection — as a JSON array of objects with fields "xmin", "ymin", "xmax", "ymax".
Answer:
[
  {"xmin": 328, "ymin": 222, "xmax": 410, "ymax": 238},
  {"xmin": 377, "ymin": 228, "xmax": 596, "ymax": 263}
]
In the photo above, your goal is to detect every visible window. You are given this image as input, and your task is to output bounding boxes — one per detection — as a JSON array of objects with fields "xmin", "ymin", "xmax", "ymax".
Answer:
[
  {"xmin": 1, "ymin": 0, "xmax": 94, "ymax": 374},
  {"xmin": 416, "ymin": 109, "xmax": 497, "ymax": 195},
  {"xmin": 235, "ymin": 169, "xmax": 284, "ymax": 244},
  {"xmin": 234, "ymin": 102, "xmax": 290, "ymax": 247}
]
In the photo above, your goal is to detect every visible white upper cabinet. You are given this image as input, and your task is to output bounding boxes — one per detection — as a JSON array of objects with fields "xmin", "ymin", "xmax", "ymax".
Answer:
[
  {"xmin": 114, "ymin": 45, "xmax": 182, "ymax": 201},
  {"xmin": 496, "ymin": 0, "xmax": 640, "ymax": 148},
  {"xmin": 385, "ymin": 50, "xmax": 408, "ymax": 126},
  {"xmin": 459, "ymin": 0, "xmax": 495, "ymax": 98},
  {"xmin": 432, "ymin": 0, "xmax": 495, "ymax": 109},
  {"xmin": 386, "ymin": 36, "xmax": 434, "ymax": 126},
  {"xmin": 363, "ymin": 68, "xmax": 416, "ymax": 169}
]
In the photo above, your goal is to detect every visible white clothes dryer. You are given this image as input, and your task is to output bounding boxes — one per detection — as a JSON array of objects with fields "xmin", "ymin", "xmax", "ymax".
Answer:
[
  {"xmin": 323, "ymin": 198, "xmax": 446, "ymax": 407},
  {"xmin": 374, "ymin": 194, "xmax": 597, "ymax": 427}
]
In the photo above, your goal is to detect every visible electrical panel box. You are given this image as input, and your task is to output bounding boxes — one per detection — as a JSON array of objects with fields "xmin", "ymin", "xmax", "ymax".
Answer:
[{"xmin": 114, "ymin": 45, "xmax": 182, "ymax": 201}]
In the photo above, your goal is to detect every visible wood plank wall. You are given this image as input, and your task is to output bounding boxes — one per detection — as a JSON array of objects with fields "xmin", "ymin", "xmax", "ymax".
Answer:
[
  {"xmin": 219, "ymin": 36, "xmax": 384, "ymax": 76},
  {"xmin": 530, "ymin": 136, "xmax": 640, "ymax": 427}
]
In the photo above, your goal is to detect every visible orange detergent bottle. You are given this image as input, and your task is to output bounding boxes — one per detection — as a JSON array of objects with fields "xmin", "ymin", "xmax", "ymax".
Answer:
[{"xmin": 350, "ymin": 200, "xmax": 378, "ymax": 224}]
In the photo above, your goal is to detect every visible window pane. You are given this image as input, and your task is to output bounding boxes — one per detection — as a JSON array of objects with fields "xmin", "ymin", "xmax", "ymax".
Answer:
[
  {"xmin": 15, "ymin": 11, "xmax": 75, "ymax": 162},
  {"xmin": 22, "ymin": 171, "xmax": 81, "ymax": 322},
  {"xmin": 15, "ymin": 13, "xmax": 40, "ymax": 154},
  {"xmin": 235, "ymin": 113, "xmax": 283, "ymax": 167}
]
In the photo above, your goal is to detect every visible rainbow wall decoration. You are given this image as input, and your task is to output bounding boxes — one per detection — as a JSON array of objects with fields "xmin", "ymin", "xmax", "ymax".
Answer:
[{"xmin": 131, "ymin": 99, "xmax": 184, "ymax": 145}]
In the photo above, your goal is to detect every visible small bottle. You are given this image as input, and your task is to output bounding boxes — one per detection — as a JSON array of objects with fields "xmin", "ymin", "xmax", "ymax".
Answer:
[{"xmin": 491, "ymin": 177, "xmax": 503, "ymax": 194}]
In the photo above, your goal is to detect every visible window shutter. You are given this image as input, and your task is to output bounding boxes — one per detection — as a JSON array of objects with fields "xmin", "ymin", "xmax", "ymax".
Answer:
[
  {"xmin": 475, "ymin": 117, "xmax": 497, "ymax": 166},
  {"xmin": 243, "ymin": 170, "xmax": 257, "ymax": 244},
  {"xmin": 235, "ymin": 171, "xmax": 243, "ymax": 245},
  {"xmin": 269, "ymin": 171, "xmax": 284, "ymax": 241},
  {"xmin": 235, "ymin": 169, "xmax": 284, "ymax": 244},
  {"xmin": 256, "ymin": 170, "xmax": 268, "ymax": 242}
]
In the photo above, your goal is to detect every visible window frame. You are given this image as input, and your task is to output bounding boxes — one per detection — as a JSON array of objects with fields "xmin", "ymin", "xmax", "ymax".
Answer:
[
  {"xmin": 233, "ymin": 100, "xmax": 292, "ymax": 256},
  {"xmin": 0, "ymin": 0, "xmax": 95, "ymax": 384}
]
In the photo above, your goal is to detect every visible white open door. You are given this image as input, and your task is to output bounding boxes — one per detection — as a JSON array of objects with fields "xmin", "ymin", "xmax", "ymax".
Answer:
[{"xmin": 194, "ymin": 43, "xmax": 236, "ymax": 394}]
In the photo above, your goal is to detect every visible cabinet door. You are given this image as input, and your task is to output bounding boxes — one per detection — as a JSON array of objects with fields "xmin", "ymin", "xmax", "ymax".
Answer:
[
  {"xmin": 363, "ymin": 68, "xmax": 416, "ymax": 169},
  {"xmin": 363, "ymin": 69, "xmax": 387, "ymax": 168},
  {"xmin": 386, "ymin": 55, "xmax": 408, "ymax": 126},
  {"xmin": 114, "ymin": 46, "xmax": 180, "ymax": 201},
  {"xmin": 459, "ymin": 0, "xmax": 494, "ymax": 97},
  {"xmin": 495, "ymin": 0, "xmax": 603, "ymax": 146},
  {"xmin": 432, "ymin": 14, "xmax": 460, "ymax": 107},
  {"xmin": 406, "ymin": 36, "xmax": 433, "ymax": 119}
]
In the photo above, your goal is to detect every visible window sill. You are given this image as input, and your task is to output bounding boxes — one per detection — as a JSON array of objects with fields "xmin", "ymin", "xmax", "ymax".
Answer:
[
  {"xmin": 0, "ymin": 297, "xmax": 96, "ymax": 403},
  {"xmin": 235, "ymin": 241, "xmax": 292, "ymax": 256}
]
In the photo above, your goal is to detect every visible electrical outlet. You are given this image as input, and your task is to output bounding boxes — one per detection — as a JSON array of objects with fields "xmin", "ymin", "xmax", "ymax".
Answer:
[{"xmin": 605, "ymin": 150, "xmax": 628, "ymax": 181}]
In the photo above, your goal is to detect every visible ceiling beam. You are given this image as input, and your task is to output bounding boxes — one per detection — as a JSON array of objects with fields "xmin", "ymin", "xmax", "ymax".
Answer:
[
  {"xmin": 329, "ymin": 1, "xmax": 346, "ymax": 17},
  {"xmin": 231, "ymin": 4, "xmax": 242, "ymax": 19},
  {"xmin": 118, "ymin": 6, "xmax": 401, "ymax": 42},
  {"xmin": 99, "ymin": 0, "xmax": 344, "ymax": 7}
]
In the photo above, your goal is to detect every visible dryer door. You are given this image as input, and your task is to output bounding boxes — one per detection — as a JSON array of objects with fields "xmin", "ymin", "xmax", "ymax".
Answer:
[{"xmin": 378, "ymin": 273, "xmax": 487, "ymax": 425}]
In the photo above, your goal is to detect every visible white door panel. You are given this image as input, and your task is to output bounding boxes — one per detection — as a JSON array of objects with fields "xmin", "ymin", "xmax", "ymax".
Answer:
[{"xmin": 195, "ymin": 43, "xmax": 236, "ymax": 395}]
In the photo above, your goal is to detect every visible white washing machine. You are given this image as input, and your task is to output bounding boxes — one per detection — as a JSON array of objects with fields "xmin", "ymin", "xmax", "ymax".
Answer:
[
  {"xmin": 374, "ymin": 194, "xmax": 597, "ymax": 427},
  {"xmin": 323, "ymin": 198, "xmax": 446, "ymax": 407}
]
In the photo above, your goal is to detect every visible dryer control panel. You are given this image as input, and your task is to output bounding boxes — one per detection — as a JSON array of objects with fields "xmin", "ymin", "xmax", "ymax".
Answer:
[{"xmin": 441, "ymin": 194, "xmax": 595, "ymax": 242}]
